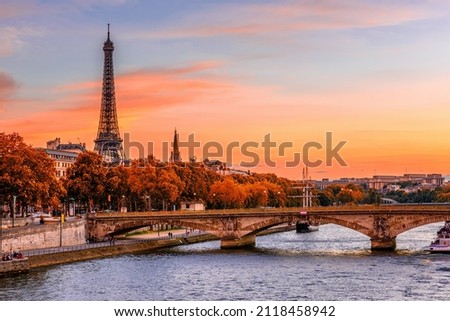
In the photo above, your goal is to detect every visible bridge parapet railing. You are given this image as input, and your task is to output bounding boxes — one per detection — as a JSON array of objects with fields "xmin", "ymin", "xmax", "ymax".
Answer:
[
  {"xmin": 91, "ymin": 207, "xmax": 304, "ymax": 218},
  {"xmin": 89, "ymin": 204, "xmax": 450, "ymax": 218}
]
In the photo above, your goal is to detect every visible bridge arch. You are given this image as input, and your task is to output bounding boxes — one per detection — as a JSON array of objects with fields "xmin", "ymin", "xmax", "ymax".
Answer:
[
  {"xmin": 243, "ymin": 216, "xmax": 296, "ymax": 236},
  {"xmin": 99, "ymin": 218, "xmax": 222, "ymax": 239},
  {"xmin": 381, "ymin": 198, "xmax": 398, "ymax": 204},
  {"xmin": 310, "ymin": 215, "xmax": 373, "ymax": 237},
  {"xmin": 389, "ymin": 215, "xmax": 449, "ymax": 237}
]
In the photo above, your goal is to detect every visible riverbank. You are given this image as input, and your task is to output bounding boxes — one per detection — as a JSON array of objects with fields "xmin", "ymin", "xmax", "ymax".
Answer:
[
  {"xmin": 28, "ymin": 233, "xmax": 217, "ymax": 269},
  {"xmin": 24, "ymin": 224, "xmax": 296, "ymax": 270},
  {"xmin": 0, "ymin": 258, "xmax": 29, "ymax": 276}
]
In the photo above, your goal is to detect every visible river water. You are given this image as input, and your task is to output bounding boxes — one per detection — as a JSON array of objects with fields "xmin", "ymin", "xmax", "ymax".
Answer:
[{"xmin": 1, "ymin": 223, "xmax": 449, "ymax": 301}]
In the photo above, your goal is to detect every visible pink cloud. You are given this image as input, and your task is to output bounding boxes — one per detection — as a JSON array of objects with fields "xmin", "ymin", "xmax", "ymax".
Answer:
[
  {"xmin": 0, "ymin": 71, "xmax": 18, "ymax": 111},
  {"xmin": 0, "ymin": 2, "xmax": 35, "ymax": 20},
  {"xmin": 0, "ymin": 60, "xmax": 241, "ymax": 144},
  {"xmin": 254, "ymin": 1, "xmax": 438, "ymax": 30},
  {"xmin": 3, "ymin": 58, "xmax": 450, "ymax": 179},
  {"xmin": 0, "ymin": 25, "xmax": 46, "ymax": 57},
  {"xmin": 132, "ymin": 1, "xmax": 441, "ymax": 40}
]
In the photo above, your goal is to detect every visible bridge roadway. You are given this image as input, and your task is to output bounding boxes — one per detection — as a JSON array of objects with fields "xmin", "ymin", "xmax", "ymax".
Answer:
[{"xmin": 87, "ymin": 205, "xmax": 450, "ymax": 250}]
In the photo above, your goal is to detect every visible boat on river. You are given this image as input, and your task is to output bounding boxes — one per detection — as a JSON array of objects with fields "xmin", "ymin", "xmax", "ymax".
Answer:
[
  {"xmin": 429, "ymin": 221, "xmax": 450, "ymax": 253},
  {"xmin": 296, "ymin": 221, "xmax": 319, "ymax": 233}
]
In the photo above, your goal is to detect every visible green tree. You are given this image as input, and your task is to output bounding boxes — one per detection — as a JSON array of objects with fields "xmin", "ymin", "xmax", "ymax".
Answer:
[
  {"xmin": 362, "ymin": 188, "xmax": 381, "ymax": 204},
  {"xmin": 317, "ymin": 189, "xmax": 335, "ymax": 206}
]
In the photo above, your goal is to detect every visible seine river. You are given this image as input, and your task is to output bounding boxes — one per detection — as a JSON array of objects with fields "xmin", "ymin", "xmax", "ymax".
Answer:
[{"xmin": 1, "ymin": 223, "xmax": 449, "ymax": 301}]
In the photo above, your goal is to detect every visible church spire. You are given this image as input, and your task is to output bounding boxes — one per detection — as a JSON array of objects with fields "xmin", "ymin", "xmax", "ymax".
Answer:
[{"xmin": 170, "ymin": 128, "xmax": 181, "ymax": 163}]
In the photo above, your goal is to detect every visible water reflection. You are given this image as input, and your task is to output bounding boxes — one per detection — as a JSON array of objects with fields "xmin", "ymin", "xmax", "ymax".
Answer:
[{"xmin": 1, "ymin": 222, "xmax": 449, "ymax": 300}]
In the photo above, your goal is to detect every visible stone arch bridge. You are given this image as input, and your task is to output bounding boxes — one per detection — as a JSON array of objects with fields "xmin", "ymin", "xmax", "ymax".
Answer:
[{"xmin": 87, "ymin": 205, "xmax": 450, "ymax": 250}]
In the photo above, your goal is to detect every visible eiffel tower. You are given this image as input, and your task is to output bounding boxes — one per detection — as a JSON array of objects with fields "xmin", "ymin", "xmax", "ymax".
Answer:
[{"xmin": 93, "ymin": 24, "xmax": 124, "ymax": 165}]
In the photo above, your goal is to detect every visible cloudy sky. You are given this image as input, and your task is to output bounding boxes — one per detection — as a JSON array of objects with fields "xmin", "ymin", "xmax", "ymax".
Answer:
[{"xmin": 2, "ymin": 0, "xmax": 450, "ymax": 179}]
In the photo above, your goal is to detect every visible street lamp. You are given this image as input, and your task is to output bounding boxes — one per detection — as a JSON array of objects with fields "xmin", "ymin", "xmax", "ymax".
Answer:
[
  {"xmin": 69, "ymin": 198, "xmax": 74, "ymax": 216},
  {"xmin": 146, "ymin": 195, "xmax": 151, "ymax": 212},
  {"xmin": 60, "ymin": 210, "xmax": 64, "ymax": 247},
  {"xmin": 12, "ymin": 195, "xmax": 16, "ymax": 228},
  {"xmin": 263, "ymin": 190, "xmax": 267, "ymax": 210},
  {"xmin": 193, "ymin": 193, "xmax": 197, "ymax": 212}
]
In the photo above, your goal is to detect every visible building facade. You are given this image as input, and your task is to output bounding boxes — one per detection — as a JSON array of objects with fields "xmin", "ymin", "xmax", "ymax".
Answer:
[
  {"xmin": 42, "ymin": 138, "xmax": 85, "ymax": 179},
  {"xmin": 368, "ymin": 174, "xmax": 444, "ymax": 190}
]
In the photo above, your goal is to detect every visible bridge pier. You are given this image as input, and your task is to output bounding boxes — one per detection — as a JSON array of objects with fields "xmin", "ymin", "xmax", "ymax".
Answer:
[
  {"xmin": 220, "ymin": 235, "xmax": 256, "ymax": 249},
  {"xmin": 370, "ymin": 237, "xmax": 396, "ymax": 251}
]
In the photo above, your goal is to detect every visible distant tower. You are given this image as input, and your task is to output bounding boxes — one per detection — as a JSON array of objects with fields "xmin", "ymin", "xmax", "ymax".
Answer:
[
  {"xmin": 93, "ymin": 24, "xmax": 124, "ymax": 164},
  {"xmin": 170, "ymin": 128, "xmax": 182, "ymax": 162}
]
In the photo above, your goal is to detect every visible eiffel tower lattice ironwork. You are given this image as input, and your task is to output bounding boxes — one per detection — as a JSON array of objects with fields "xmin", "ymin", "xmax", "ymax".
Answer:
[{"xmin": 93, "ymin": 24, "xmax": 124, "ymax": 165}]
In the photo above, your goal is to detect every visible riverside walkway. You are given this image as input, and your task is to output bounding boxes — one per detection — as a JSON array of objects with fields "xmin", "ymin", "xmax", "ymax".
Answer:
[{"xmin": 21, "ymin": 230, "xmax": 205, "ymax": 257}]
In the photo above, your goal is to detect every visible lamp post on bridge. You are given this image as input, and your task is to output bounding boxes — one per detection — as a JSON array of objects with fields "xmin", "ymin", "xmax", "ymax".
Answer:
[
  {"xmin": 121, "ymin": 195, "xmax": 126, "ymax": 213},
  {"xmin": 263, "ymin": 190, "xmax": 267, "ymax": 211},
  {"xmin": 193, "ymin": 193, "xmax": 196, "ymax": 213}
]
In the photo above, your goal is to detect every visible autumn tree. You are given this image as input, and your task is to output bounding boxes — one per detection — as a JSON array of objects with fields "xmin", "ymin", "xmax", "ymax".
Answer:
[
  {"xmin": 126, "ymin": 161, "xmax": 160, "ymax": 211},
  {"xmin": 0, "ymin": 132, "xmax": 63, "ymax": 216},
  {"xmin": 208, "ymin": 177, "xmax": 246, "ymax": 209},
  {"xmin": 153, "ymin": 166, "xmax": 184, "ymax": 210},
  {"xmin": 64, "ymin": 151, "xmax": 107, "ymax": 212},
  {"xmin": 104, "ymin": 165, "xmax": 130, "ymax": 210},
  {"xmin": 243, "ymin": 180, "xmax": 286, "ymax": 208},
  {"xmin": 174, "ymin": 164, "xmax": 220, "ymax": 202},
  {"xmin": 244, "ymin": 181, "xmax": 269, "ymax": 208},
  {"xmin": 335, "ymin": 184, "xmax": 364, "ymax": 205},
  {"xmin": 436, "ymin": 187, "xmax": 450, "ymax": 203}
]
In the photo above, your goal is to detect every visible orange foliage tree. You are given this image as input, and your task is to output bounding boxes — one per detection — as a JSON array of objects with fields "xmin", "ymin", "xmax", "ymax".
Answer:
[
  {"xmin": 0, "ymin": 132, "xmax": 64, "ymax": 216},
  {"xmin": 335, "ymin": 184, "xmax": 364, "ymax": 205},
  {"xmin": 64, "ymin": 151, "xmax": 107, "ymax": 212},
  {"xmin": 208, "ymin": 177, "xmax": 247, "ymax": 209}
]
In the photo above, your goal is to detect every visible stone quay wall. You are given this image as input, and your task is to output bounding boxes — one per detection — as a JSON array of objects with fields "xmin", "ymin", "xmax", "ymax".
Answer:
[
  {"xmin": 1, "ymin": 217, "xmax": 33, "ymax": 229},
  {"xmin": 0, "ymin": 258, "xmax": 29, "ymax": 275},
  {"xmin": 1, "ymin": 219, "xmax": 86, "ymax": 253},
  {"xmin": 28, "ymin": 234, "xmax": 219, "ymax": 269}
]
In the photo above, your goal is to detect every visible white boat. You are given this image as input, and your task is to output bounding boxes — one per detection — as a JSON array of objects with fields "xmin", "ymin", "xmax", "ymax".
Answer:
[{"xmin": 429, "ymin": 221, "xmax": 450, "ymax": 253}]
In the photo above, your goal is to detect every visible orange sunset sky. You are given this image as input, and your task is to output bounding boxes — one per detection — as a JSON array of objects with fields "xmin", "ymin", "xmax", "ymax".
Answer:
[{"xmin": 1, "ymin": 0, "xmax": 450, "ymax": 180}]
